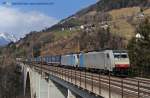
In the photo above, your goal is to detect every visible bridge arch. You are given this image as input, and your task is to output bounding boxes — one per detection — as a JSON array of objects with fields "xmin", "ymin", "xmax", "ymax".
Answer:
[{"xmin": 25, "ymin": 72, "xmax": 31, "ymax": 98}]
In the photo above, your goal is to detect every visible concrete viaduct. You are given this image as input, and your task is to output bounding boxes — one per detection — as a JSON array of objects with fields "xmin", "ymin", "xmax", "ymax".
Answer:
[{"xmin": 18, "ymin": 62, "xmax": 150, "ymax": 98}]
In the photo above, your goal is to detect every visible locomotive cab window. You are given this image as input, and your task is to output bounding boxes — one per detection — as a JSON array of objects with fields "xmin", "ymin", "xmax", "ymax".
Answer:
[
  {"xmin": 121, "ymin": 54, "xmax": 128, "ymax": 58},
  {"xmin": 114, "ymin": 53, "xmax": 128, "ymax": 59},
  {"xmin": 114, "ymin": 54, "xmax": 120, "ymax": 58}
]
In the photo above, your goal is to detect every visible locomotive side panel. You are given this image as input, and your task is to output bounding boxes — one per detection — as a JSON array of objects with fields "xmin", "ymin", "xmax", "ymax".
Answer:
[{"xmin": 84, "ymin": 52, "xmax": 106, "ymax": 70}]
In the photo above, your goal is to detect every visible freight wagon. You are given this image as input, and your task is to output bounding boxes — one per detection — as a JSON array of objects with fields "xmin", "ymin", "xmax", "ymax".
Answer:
[{"xmin": 61, "ymin": 54, "xmax": 78, "ymax": 67}]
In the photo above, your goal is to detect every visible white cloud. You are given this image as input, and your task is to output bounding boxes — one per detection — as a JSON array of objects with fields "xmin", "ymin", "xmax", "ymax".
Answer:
[{"xmin": 0, "ymin": 6, "xmax": 58, "ymax": 39}]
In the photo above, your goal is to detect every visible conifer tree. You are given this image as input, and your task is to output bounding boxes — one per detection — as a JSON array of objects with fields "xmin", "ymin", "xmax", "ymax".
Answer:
[{"xmin": 128, "ymin": 18, "xmax": 150, "ymax": 74}]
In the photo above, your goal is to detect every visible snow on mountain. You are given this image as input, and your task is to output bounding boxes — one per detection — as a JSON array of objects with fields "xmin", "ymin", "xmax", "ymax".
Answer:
[{"xmin": 0, "ymin": 32, "xmax": 17, "ymax": 46}]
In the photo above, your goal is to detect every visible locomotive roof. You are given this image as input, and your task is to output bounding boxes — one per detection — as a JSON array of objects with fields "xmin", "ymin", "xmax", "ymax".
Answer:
[{"xmin": 112, "ymin": 50, "xmax": 127, "ymax": 53}]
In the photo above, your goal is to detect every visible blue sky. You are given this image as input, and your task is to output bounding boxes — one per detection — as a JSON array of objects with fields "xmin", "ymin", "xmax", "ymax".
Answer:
[
  {"xmin": 6, "ymin": 0, "xmax": 97, "ymax": 19},
  {"xmin": 0, "ymin": 0, "xmax": 96, "ymax": 39}
]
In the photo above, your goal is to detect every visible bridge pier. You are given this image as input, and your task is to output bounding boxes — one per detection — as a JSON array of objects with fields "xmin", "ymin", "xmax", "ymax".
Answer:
[
  {"xmin": 30, "ymin": 70, "xmax": 67, "ymax": 98},
  {"xmin": 47, "ymin": 76, "xmax": 66, "ymax": 98},
  {"xmin": 67, "ymin": 89, "xmax": 76, "ymax": 98},
  {"xmin": 35, "ymin": 72, "xmax": 40, "ymax": 98},
  {"xmin": 39, "ymin": 75, "xmax": 49, "ymax": 98}
]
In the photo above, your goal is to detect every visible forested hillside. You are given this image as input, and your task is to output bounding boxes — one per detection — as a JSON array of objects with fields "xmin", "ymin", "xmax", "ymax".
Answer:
[{"xmin": 6, "ymin": 0, "xmax": 149, "ymax": 57}]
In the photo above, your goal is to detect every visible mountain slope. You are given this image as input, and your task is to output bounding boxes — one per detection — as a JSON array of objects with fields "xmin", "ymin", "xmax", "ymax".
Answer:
[
  {"xmin": 0, "ymin": 33, "xmax": 17, "ymax": 46},
  {"xmin": 71, "ymin": 0, "xmax": 149, "ymax": 18},
  {"xmin": 7, "ymin": 0, "xmax": 150, "ymax": 57}
]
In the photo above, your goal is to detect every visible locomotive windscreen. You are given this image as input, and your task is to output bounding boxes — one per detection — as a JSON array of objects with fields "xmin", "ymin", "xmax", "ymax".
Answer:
[{"xmin": 113, "ymin": 50, "xmax": 128, "ymax": 59}]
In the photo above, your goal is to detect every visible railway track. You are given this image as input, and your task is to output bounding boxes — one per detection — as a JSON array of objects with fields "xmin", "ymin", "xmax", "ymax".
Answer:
[
  {"xmin": 58, "ymin": 67, "xmax": 150, "ymax": 97},
  {"xmin": 133, "ymin": 77, "xmax": 150, "ymax": 82}
]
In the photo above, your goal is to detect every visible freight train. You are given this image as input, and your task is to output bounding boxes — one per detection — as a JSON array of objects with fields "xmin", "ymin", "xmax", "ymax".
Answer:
[{"xmin": 27, "ymin": 50, "xmax": 130, "ymax": 76}]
